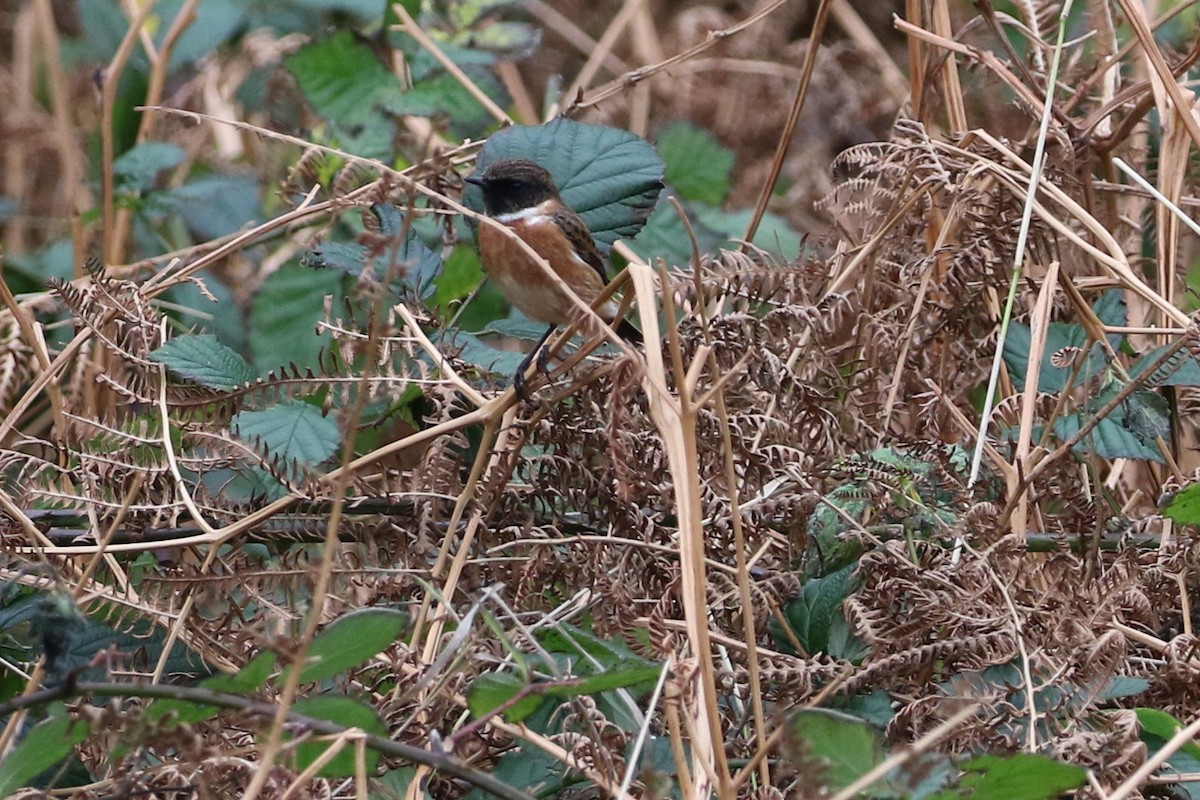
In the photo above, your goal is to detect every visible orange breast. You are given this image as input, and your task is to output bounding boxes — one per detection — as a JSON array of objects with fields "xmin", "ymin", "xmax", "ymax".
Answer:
[{"xmin": 477, "ymin": 215, "xmax": 610, "ymax": 326}]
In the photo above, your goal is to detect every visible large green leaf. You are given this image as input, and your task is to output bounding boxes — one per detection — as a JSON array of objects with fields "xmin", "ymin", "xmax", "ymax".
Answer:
[
  {"xmin": 777, "ymin": 565, "xmax": 860, "ymax": 657},
  {"xmin": 1003, "ymin": 330, "xmax": 1105, "ymax": 394},
  {"xmin": 299, "ymin": 608, "xmax": 409, "ymax": 684},
  {"xmin": 377, "ymin": 766, "xmax": 433, "ymax": 800},
  {"xmin": 1002, "ymin": 289, "xmax": 1125, "ymax": 393},
  {"xmin": 1164, "ymin": 482, "xmax": 1200, "ymax": 524},
  {"xmin": 198, "ymin": 464, "xmax": 289, "ymax": 504},
  {"xmin": 657, "ymin": 122, "xmax": 735, "ymax": 205},
  {"xmin": 168, "ymin": 175, "xmax": 261, "ymax": 240},
  {"xmin": 388, "ymin": 70, "xmax": 506, "ymax": 133},
  {"xmin": 467, "ymin": 118, "xmax": 664, "ymax": 250},
  {"xmin": 285, "ymin": 31, "xmax": 405, "ymax": 128},
  {"xmin": 1099, "ymin": 675, "xmax": 1150, "ymax": 700},
  {"xmin": 483, "ymin": 317, "xmax": 555, "ymax": 342},
  {"xmin": 463, "ymin": 744, "xmax": 561, "ymax": 800},
  {"xmin": 435, "ymin": 3, "xmax": 542, "ymax": 60},
  {"xmin": 827, "ymin": 690, "xmax": 896, "ymax": 729},
  {"xmin": 469, "ymin": 667, "xmax": 641, "ymax": 729},
  {"xmin": 1136, "ymin": 708, "xmax": 1200, "ymax": 760},
  {"xmin": 205, "ymin": 650, "xmax": 278, "ymax": 694},
  {"xmin": 289, "ymin": 696, "xmax": 387, "ymax": 778},
  {"xmin": 804, "ymin": 484, "xmax": 870, "ymax": 577},
  {"xmin": 457, "ymin": 21, "xmax": 540, "ymax": 60},
  {"xmin": 149, "ymin": 334, "xmax": 257, "ymax": 390},
  {"xmin": 384, "ymin": 44, "xmax": 508, "ymax": 133},
  {"xmin": 3, "ymin": 239, "xmax": 75, "ymax": 287},
  {"xmin": 1137, "ymin": 708, "xmax": 1200, "ymax": 797},
  {"xmin": 467, "ymin": 655, "xmax": 659, "ymax": 726},
  {"xmin": 536, "ymin": 622, "xmax": 644, "ymax": 662},
  {"xmin": 1051, "ymin": 388, "xmax": 1168, "ymax": 463},
  {"xmin": 249, "ymin": 264, "xmax": 343, "ymax": 374},
  {"xmin": 696, "ymin": 205, "xmax": 803, "ymax": 263},
  {"xmin": 0, "ymin": 706, "xmax": 89, "ymax": 795},
  {"xmin": 432, "ymin": 244, "xmax": 487, "ymax": 313},
  {"xmin": 373, "ymin": 204, "xmax": 443, "ymax": 297},
  {"xmin": 145, "ymin": 650, "xmax": 280, "ymax": 728},
  {"xmin": 231, "ymin": 400, "xmax": 341, "ymax": 473},
  {"xmin": 113, "ymin": 141, "xmax": 184, "ymax": 193},
  {"xmin": 156, "ymin": 0, "xmax": 244, "ymax": 70},
  {"xmin": 928, "ymin": 754, "xmax": 1086, "ymax": 799},
  {"xmin": 624, "ymin": 197, "xmax": 726, "ymax": 267},
  {"xmin": 1129, "ymin": 343, "xmax": 1200, "ymax": 386},
  {"xmin": 467, "ymin": 672, "xmax": 543, "ymax": 723},
  {"xmin": 545, "ymin": 661, "xmax": 661, "ymax": 696},
  {"xmin": 439, "ymin": 330, "xmax": 527, "ymax": 376},
  {"xmin": 785, "ymin": 709, "xmax": 889, "ymax": 794},
  {"xmin": 785, "ymin": 706, "xmax": 953, "ymax": 799},
  {"xmin": 62, "ymin": 2, "xmax": 133, "ymax": 68},
  {"xmin": 283, "ymin": 31, "xmax": 405, "ymax": 157}
]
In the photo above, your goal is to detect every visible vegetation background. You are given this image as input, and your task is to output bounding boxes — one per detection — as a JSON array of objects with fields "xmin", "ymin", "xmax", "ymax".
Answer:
[{"xmin": 1, "ymin": 0, "xmax": 1200, "ymax": 798}]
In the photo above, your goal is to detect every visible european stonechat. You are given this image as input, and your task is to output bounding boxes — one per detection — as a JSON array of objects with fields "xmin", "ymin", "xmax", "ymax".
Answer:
[{"xmin": 466, "ymin": 158, "xmax": 641, "ymax": 398}]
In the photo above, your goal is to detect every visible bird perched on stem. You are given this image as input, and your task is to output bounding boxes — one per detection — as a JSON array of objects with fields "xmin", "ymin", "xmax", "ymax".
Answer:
[{"xmin": 465, "ymin": 159, "xmax": 641, "ymax": 399}]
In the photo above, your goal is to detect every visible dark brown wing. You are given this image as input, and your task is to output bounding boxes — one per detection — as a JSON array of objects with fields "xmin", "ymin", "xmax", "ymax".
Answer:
[
  {"xmin": 551, "ymin": 207, "xmax": 643, "ymax": 344},
  {"xmin": 552, "ymin": 209, "xmax": 609, "ymax": 287}
]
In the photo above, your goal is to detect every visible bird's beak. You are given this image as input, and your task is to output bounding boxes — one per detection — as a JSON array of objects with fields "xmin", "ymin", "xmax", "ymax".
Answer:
[{"xmin": 465, "ymin": 175, "xmax": 486, "ymax": 187}]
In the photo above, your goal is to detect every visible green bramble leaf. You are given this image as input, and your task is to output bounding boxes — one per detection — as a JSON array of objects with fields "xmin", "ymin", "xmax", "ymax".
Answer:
[
  {"xmin": 928, "ymin": 753, "xmax": 1086, "ymax": 799},
  {"xmin": 1136, "ymin": 708, "xmax": 1200, "ymax": 760},
  {"xmin": 249, "ymin": 265, "xmax": 343, "ymax": 375},
  {"xmin": 1164, "ymin": 482, "xmax": 1200, "ymax": 525},
  {"xmin": 785, "ymin": 709, "xmax": 888, "ymax": 794},
  {"xmin": 299, "ymin": 608, "xmax": 409, "ymax": 684},
  {"xmin": 467, "ymin": 672, "xmax": 543, "ymax": 724},
  {"xmin": 288, "ymin": 696, "xmax": 387, "ymax": 778},
  {"xmin": 658, "ymin": 122, "xmax": 735, "ymax": 205},
  {"xmin": 777, "ymin": 565, "xmax": 861, "ymax": 658},
  {"xmin": 149, "ymin": 334, "xmax": 257, "ymax": 390},
  {"xmin": 285, "ymin": 31, "xmax": 404, "ymax": 128},
  {"xmin": 113, "ymin": 141, "xmax": 184, "ymax": 193},
  {"xmin": 1002, "ymin": 289, "xmax": 1125, "ymax": 393},
  {"xmin": 231, "ymin": 400, "xmax": 341, "ymax": 473},
  {"xmin": 0, "ymin": 706, "xmax": 88, "ymax": 795}
]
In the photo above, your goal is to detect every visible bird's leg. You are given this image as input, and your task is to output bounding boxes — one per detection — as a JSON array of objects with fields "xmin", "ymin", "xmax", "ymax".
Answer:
[{"xmin": 513, "ymin": 324, "xmax": 557, "ymax": 403}]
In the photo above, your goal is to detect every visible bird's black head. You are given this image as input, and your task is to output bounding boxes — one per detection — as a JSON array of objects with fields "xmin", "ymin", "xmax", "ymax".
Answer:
[{"xmin": 466, "ymin": 159, "xmax": 561, "ymax": 216}]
